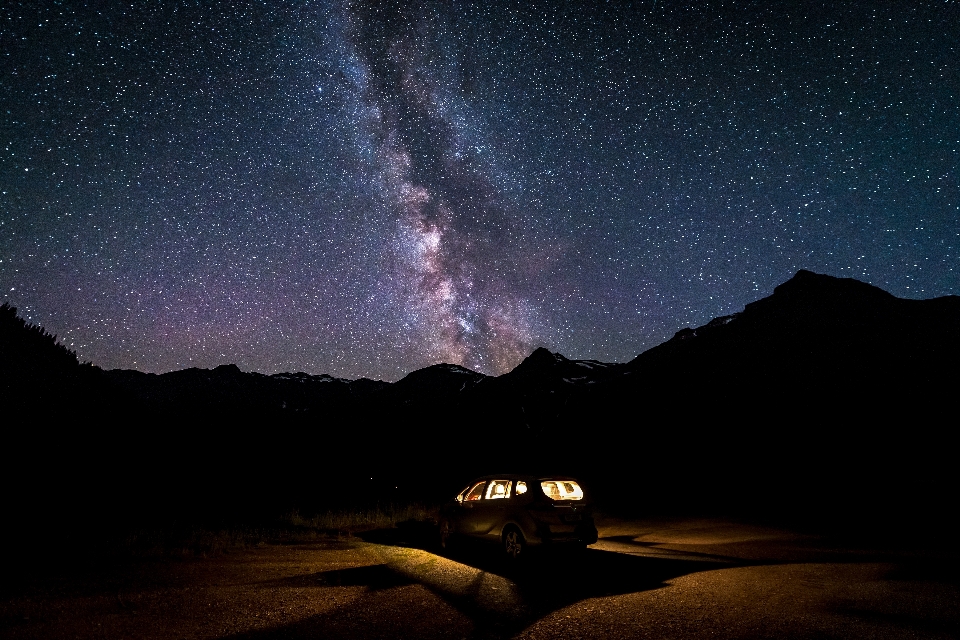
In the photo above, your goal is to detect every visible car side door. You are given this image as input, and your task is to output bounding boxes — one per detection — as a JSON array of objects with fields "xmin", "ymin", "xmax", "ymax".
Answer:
[
  {"xmin": 457, "ymin": 481, "xmax": 487, "ymax": 535},
  {"xmin": 469, "ymin": 479, "xmax": 513, "ymax": 537}
]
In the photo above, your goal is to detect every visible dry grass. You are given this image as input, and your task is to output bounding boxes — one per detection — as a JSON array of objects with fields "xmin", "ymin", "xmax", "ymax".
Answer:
[
  {"xmin": 116, "ymin": 527, "xmax": 267, "ymax": 558},
  {"xmin": 98, "ymin": 503, "xmax": 439, "ymax": 559},
  {"xmin": 283, "ymin": 503, "xmax": 438, "ymax": 532}
]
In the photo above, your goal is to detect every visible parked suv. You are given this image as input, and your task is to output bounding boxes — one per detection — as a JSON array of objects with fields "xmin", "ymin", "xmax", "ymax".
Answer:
[{"xmin": 438, "ymin": 475, "xmax": 598, "ymax": 559}]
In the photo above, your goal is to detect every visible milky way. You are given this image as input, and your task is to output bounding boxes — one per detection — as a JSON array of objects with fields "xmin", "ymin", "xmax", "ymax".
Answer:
[
  {"xmin": 340, "ymin": 1, "xmax": 541, "ymax": 373},
  {"xmin": 1, "ymin": 1, "xmax": 957, "ymax": 380}
]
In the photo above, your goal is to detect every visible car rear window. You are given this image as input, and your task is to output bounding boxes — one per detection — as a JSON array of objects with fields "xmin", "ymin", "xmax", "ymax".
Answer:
[{"xmin": 540, "ymin": 480, "xmax": 584, "ymax": 501}]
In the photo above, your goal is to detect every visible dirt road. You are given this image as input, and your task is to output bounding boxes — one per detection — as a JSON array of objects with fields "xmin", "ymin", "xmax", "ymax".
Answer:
[{"xmin": 2, "ymin": 519, "xmax": 957, "ymax": 639}]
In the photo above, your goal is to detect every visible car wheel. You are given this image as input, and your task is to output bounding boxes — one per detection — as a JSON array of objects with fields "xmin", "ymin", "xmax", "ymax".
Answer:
[
  {"xmin": 502, "ymin": 526, "xmax": 525, "ymax": 560},
  {"xmin": 439, "ymin": 519, "xmax": 453, "ymax": 551}
]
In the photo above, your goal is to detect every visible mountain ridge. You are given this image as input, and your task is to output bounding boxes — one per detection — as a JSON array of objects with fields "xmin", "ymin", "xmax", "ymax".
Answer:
[
  {"xmin": 6, "ymin": 269, "xmax": 959, "ymax": 415},
  {"xmin": 3, "ymin": 270, "xmax": 958, "ymax": 525}
]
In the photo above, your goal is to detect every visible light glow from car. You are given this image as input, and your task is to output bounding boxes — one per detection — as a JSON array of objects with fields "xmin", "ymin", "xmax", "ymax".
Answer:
[
  {"xmin": 540, "ymin": 480, "xmax": 584, "ymax": 500},
  {"xmin": 485, "ymin": 479, "xmax": 512, "ymax": 499}
]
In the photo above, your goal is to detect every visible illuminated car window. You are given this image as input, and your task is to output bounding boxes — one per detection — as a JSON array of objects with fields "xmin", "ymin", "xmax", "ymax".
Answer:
[
  {"xmin": 464, "ymin": 482, "xmax": 486, "ymax": 502},
  {"xmin": 484, "ymin": 479, "xmax": 512, "ymax": 500},
  {"xmin": 515, "ymin": 481, "xmax": 527, "ymax": 495},
  {"xmin": 540, "ymin": 480, "xmax": 584, "ymax": 500},
  {"xmin": 455, "ymin": 486, "xmax": 470, "ymax": 503}
]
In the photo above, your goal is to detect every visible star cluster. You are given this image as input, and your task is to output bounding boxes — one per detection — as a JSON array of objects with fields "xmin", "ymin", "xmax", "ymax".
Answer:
[{"xmin": 1, "ymin": 1, "xmax": 957, "ymax": 379}]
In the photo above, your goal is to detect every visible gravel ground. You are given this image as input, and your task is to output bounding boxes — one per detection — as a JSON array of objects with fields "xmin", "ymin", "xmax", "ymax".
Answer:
[{"xmin": 2, "ymin": 519, "xmax": 957, "ymax": 639}]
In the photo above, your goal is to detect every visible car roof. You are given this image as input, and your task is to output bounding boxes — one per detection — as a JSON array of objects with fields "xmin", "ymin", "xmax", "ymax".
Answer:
[{"xmin": 469, "ymin": 474, "xmax": 580, "ymax": 482}]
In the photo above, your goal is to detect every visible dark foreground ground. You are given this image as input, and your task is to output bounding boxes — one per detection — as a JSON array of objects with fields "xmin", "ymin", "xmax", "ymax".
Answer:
[{"xmin": 2, "ymin": 518, "xmax": 957, "ymax": 640}]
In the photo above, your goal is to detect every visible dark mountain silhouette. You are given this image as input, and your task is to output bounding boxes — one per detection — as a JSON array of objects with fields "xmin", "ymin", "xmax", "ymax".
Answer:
[
  {"xmin": 2, "ymin": 270, "xmax": 958, "ymax": 531},
  {"xmin": 102, "ymin": 363, "xmax": 388, "ymax": 415},
  {"xmin": 16, "ymin": 268, "xmax": 952, "ymax": 425},
  {"xmin": 618, "ymin": 269, "xmax": 960, "ymax": 404},
  {"xmin": 0, "ymin": 302, "xmax": 80, "ymax": 375},
  {"xmin": 502, "ymin": 347, "xmax": 617, "ymax": 384},
  {"xmin": 387, "ymin": 363, "xmax": 488, "ymax": 402},
  {"xmin": 0, "ymin": 302, "xmax": 94, "ymax": 413}
]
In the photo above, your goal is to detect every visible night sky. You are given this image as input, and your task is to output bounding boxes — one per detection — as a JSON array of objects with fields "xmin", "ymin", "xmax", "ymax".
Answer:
[{"xmin": 2, "ymin": 1, "xmax": 958, "ymax": 380}]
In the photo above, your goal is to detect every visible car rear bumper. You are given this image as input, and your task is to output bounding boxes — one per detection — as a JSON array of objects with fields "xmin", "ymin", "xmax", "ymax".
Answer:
[{"xmin": 530, "ymin": 522, "xmax": 598, "ymax": 546}]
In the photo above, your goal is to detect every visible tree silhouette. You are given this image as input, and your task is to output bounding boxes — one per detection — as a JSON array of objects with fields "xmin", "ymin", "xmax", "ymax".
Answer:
[{"xmin": 0, "ymin": 302, "xmax": 79, "ymax": 374}]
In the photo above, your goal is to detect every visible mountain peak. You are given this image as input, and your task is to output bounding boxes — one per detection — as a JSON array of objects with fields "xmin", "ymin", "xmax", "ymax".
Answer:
[
  {"xmin": 505, "ymin": 347, "xmax": 569, "ymax": 377},
  {"xmin": 392, "ymin": 362, "xmax": 487, "ymax": 394},
  {"xmin": 417, "ymin": 362, "xmax": 484, "ymax": 376},
  {"xmin": 524, "ymin": 346, "xmax": 567, "ymax": 366},
  {"xmin": 772, "ymin": 269, "xmax": 894, "ymax": 301},
  {"xmin": 213, "ymin": 363, "xmax": 243, "ymax": 375},
  {"xmin": 629, "ymin": 269, "xmax": 960, "ymax": 378}
]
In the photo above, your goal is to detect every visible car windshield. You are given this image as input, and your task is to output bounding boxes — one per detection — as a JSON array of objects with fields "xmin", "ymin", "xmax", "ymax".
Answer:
[
  {"xmin": 540, "ymin": 480, "xmax": 584, "ymax": 501},
  {"xmin": 463, "ymin": 481, "xmax": 486, "ymax": 502}
]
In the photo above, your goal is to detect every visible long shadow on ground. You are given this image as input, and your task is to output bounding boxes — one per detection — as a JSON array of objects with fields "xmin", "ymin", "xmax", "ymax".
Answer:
[{"xmin": 218, "ymin": 524, "xmax": 756, "ymax": 640}]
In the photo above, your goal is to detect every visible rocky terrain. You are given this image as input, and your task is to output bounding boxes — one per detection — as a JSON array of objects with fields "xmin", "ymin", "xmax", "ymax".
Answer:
[{"xmin": 3, "ymin": 518, "xmax": 957, "ymax": 640}]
